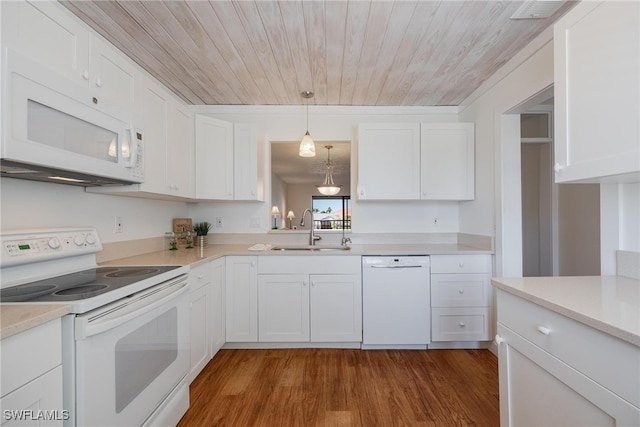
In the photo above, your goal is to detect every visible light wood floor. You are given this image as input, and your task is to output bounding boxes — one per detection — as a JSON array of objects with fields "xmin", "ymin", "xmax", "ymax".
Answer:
[{"xmin": 178, "ymin": 348, "xmax": 499, "ymax": 427}]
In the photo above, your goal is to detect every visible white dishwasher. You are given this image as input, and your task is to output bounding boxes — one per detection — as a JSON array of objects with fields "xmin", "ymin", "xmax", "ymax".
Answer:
[{"xmin": 362, "ymin": 256, "xmax": 431, "ymax": 348}]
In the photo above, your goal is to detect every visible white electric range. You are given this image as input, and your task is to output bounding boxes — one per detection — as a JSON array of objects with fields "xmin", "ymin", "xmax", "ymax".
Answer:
[{"xmin": 0, "ymin": 228, "xmax": 191, "ymax": 427}]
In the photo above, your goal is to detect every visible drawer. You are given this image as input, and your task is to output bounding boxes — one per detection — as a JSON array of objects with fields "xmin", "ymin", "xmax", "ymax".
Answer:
[
  {"xmin": 431, "ymin": 273, "xmax": 491, "ymax": 307},
  {"xmin": 1, "ymin": 318, "xmax": 61, "ymax": 397},
  {"xmin": 431, "ymin": 307, "xmax": 492, "ymax": 342},
  {"xmin": 190, "ymin": 262, "xmax": 212, "ymax": 291},
  {"xmin": 258, "ymin": 255, "xmax": 360, "ymax": 274},
  {"xmin": 430, "ymin": 254, "xmax": 492, "ymax": 274},
  {"xmin": 497, "ymin": 290, "xmax": 640, "ymax": 408}
]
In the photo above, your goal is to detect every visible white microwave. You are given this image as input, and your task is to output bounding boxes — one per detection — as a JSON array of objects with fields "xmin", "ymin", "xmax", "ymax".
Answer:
[{"xmin": 1, "ymin": 49, "xmax": 144, "ymax": 186}]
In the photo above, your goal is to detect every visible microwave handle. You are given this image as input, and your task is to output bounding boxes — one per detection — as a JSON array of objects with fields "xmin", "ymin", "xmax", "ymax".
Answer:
[{"xmin": 124, "ymin": 124, "xmax": 137, "ymax": 168}]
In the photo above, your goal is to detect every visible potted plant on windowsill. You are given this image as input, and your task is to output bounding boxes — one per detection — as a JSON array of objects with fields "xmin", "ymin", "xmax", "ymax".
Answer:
[{"xmin": 193, "ymin": 221, "xmax": 212, "ymax": 248}]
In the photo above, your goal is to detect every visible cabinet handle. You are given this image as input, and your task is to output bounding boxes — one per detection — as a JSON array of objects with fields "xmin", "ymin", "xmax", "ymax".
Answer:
[
  {"xmin": 303, "ymin": 280, "xmax": 307, "ymax": 287},
  {"xmin": 198, "ymin": 275, "xmax": 204, "ymax": 280},
  {"xmin": 458, "ymin": 262, "xmax": 464, "ymax": 268},
  {"xmin": 82, "ymin": 69, "xmax": 89, "ymax": 80},
  {"xmin": 553, "ymin": 163, "xmax": 563, "ymax": 173},
  {"xmin": 95, "ymin": 77, "xmax": 102, "ymax": 87},
  {"xmin": 250, "ymin": 261, "xmax": 256, "ymax": 267},
  {"xmin": 495, "ymin": 334, "xmax": 504, "ymax": 345},
  {"xmin": 537, "ymin": 326, "xmax": 551, "ymax": 336},
  {"xmin": 458, "ymin": 322, "xmax": 466, "ymax": 327},
  {"xmin": 458, "ymin": 289, "xmax": 464, "ymax": 294}
]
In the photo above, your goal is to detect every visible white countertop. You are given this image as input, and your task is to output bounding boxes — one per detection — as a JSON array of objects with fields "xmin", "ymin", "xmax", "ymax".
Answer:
[{"xmin": 491, "ymin": 276, "xmax": 640, "ymax": 347}]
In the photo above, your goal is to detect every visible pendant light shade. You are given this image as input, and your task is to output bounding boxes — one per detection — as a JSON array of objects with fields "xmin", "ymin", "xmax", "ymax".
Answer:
[
  {"xmin": 299, "ymin": 91, "xmax": 316, "ymax": 157},
  {"xmin": 317, "ymin": 145, "xmax": 341, "ymax": 196}
]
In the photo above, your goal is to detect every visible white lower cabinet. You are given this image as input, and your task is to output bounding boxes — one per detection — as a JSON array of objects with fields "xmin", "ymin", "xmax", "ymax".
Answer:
[
  {"xmin": 256, "ymin": 256, "xmax": 362, "ymax": 344},
  {"xmin": 496, "ymin": 290, "xmax": 640, "ymax": 426},
  {"xmin": 258, "ymin": 273, "xmax": 362, "ymax": 343},
  {"xmin": 430, "ymin": 254, "xmax": 493, "ymax": 342},
  {"xmin": 0, "ymin": 319, "xmax": 64, "ymax": 426},
  {"xmin": 189, "ymin": 262, "xmax": 213, "ymax": 382},
  {"xmin": 225, "ymin": 256, "xmax": 258, "ymax": 342},
  {"xmin": 210, "ymin": 258, "xmax": 225, "ymax": 355}
]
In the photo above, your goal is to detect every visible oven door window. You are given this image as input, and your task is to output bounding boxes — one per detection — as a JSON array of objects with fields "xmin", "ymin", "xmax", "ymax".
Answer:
[{"xmin": 115, "ymin": 307, "xmax": 178, "ymax": 413}]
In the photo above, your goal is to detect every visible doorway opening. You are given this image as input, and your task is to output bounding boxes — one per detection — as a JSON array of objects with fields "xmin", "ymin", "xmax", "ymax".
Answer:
[{"xmin": 519, "ymin": 98, "xmax": 600, "ymax": 276}]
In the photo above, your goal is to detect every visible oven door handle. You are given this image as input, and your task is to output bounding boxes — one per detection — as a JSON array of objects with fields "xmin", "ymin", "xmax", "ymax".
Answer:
[{"xmin": 76, "ymin": 278, "xmax": 188, "ymax": 340}]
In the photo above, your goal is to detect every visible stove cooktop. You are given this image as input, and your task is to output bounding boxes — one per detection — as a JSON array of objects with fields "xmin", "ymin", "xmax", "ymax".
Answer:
[{"xmin": 0, "ymin": 266, "xmax": 181, "ymax": 303}]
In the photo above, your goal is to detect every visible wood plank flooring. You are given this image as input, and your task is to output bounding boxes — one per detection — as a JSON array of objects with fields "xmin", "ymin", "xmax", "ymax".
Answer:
[{"xmin": 178, "ymin": 348, "xmax": 499, "ymax": 427}]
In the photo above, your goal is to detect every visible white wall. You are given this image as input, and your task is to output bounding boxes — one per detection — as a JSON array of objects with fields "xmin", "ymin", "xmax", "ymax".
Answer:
[
  {"xmin": 458, "ymin": 28, "xmax": 556, "ymax": 276},
  {"xmin": 0, "ymin": 178, "xmax": 189, "ymax": 243},
  {"xmin": 600, "ymin": 182, "xmax": 640, "ymax": 274}
]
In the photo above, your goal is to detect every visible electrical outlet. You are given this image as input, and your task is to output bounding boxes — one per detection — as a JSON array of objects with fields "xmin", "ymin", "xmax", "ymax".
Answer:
[
  {"xmin": 250, "ymin": 217, "xmax": 261, "ymax": 228},
  {"xmin": 115, "ymin": 216, "xmax": 123, "ymax": 233},
  {"xmin": 216, "ymin": 217, "xmax": 223, "ymax": 228}
]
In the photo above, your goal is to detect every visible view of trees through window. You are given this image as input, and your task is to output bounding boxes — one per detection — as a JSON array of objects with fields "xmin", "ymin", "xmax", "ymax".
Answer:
[{"xmin": 311, "ymin": 196, "xmax": 351, "ymax": 230}]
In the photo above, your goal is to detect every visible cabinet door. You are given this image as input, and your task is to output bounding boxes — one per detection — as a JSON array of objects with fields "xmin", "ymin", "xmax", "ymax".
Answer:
[
  {"xmin": 310, "ymin": 274, "xmax": 362, "ymax": 342},
  {"xmin": 167, "ymin": 101, "xmax": 194, "ymax": 198},
  {"xmin": 89, "ymin": 35, "xmax": 141, "ymax": 117},
  {"xmin": 225, "ymin": 257, "xmax": 258, "ymax": 342},
  {"xmin": 357, "ymin": 123, "xmax": 421, "ymax": 200},
  {"xmin": 420, "ymin": 123, "xmax": 474, "ymax": 200},
  {"xmin": 554, "ymin": 1, "xmax": 639, "ymax": 182},
  {"xmin": 497, "ymin": 324, "xmax": 640, "ymax": 426},
  {"xmin": 0, "ymin": 366, "xmax": 64, "ymax": 427},
  {"xmin": 195, "ymin": 115, "xmax": 234, "ymax": 200},
  {"xmin": 140, "ymin": 80, "xmax": 170, "ymax": 195},
  {"xmin": 233, "ymin": 123, "xmax": 263, "ymax": 201},
  {"xmin": 2, "ymin": 1, "xmax": 89, "ymax": 87},
  {"xmin": 258, "ymin": 274, "xmax": 310, "ymax": 342},
  {"xmin": 189, "ymin": 284, "xmax": 211, "ymax": 382},
  {"xmin": 210, "ymin": 258, "xmax": 226, "ymax": 356}
]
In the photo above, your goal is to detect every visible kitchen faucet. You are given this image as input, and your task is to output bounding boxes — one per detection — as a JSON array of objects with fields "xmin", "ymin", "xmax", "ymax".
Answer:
[{"xmin": 300, "ymin": 208, "xmax": 321, "ymax": 245}]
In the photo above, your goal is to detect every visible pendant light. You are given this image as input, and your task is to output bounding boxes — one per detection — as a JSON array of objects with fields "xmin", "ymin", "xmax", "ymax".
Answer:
[
  {"xmin": 299, "ymin": 91, "xmax": 316, "ymax": 157},
  {"xmin": 317, "ymin": 145, "xmax": 341, "ymax": 196}
]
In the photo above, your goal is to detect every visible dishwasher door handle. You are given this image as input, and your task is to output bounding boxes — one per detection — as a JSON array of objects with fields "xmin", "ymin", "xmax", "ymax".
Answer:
[{"xmin": 369, "ymin": 265, "xmax": 425, "ymax": 269}]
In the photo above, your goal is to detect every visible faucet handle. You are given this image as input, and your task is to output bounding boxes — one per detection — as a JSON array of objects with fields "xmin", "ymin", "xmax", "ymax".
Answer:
[{"xmin": 341, "ymin": 237, "xmax": 352, "ymax": 246}]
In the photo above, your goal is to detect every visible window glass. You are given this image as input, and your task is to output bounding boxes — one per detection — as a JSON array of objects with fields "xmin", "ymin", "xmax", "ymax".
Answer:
[{"xmin": 311, "ymin": 196, "xmax": 351, "ymax": 230}]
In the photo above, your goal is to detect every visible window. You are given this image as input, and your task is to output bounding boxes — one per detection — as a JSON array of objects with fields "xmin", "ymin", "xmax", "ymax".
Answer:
[{"xmin": 311, "ymin": 196, "xmax": 351, "ymax": 230}]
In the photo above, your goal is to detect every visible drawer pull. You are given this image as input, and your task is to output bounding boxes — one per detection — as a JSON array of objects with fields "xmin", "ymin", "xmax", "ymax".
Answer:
[
  {"xmin": 537, "ymin": 326, "xmax": 551, "ymax": 336},
  {"xmin": 458, "ymin": 322, "xmax": 466, "ymax": 327},
  {"xmin": 198, "ymin": 275, "xmax": 204, "ymax": 280},
  {"xmin": 458, "ymin": 289, "xmax": 464, "ymax": 294},
  {"xmin": 495, "ymin": 334, "xmax": 504, "ymax": 345},
  {"xmin": 458, "ymin": 262, "xmax": 464, "ymax": 268}
]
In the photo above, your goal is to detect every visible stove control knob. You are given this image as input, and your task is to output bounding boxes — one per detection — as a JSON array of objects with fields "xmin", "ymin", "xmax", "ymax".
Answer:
[
  {"xmin": 48, "ymin": 238, "xmax": 61, "ymax": 249},
  {"xmin": 85, "ymin": 234, "xmax": 97, "ymax": 245},
  {"xmin": 74, "ymin": 235, "xmax": 85, "ymax": 246}
]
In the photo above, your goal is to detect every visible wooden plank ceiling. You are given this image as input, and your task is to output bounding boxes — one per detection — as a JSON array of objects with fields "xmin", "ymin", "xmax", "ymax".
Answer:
[{"xmin": 61, "ymin": 0, "xmax": 576, "ymax": 106}]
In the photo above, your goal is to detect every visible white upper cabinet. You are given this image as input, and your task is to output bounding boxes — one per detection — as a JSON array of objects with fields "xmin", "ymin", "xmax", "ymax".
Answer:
[
  {"xmin": 89, "ymin": 36, "xmax": 142, "ymax": 118},
  {"xmin": 195, "ymin": 115, "xmax": 262, "ymax": 201},
  {"xmin": 195, "ymin": 115, "xmax": 234, "ymax": 200},
  {"xmin": 233, "ymin": 123, "xmax": 264, "ymax": 201},
  {"xmin": 2, "ymin": 1, "xmax": 89, "ymax": 87},
  {"xmin": 554, "ymin": 0, "xmax": 639, "ymax": 183},
  {"xmin": 358, "ymin": 122, "xmax": 475, "ymax": 200},
  {"xmin": 167, "ymin": 100, "xmax": 194, "ymax": 198},
  {"xmin": 2, "ymin": 1, "xmax": 140, "ymax": 118},
  {"xmin": 421, "ymin": 123, "xmax": 475, "ymax": 200},
  {"xmin": 357, "ymin": 123, "xmax": 421, "ymax": 200}
]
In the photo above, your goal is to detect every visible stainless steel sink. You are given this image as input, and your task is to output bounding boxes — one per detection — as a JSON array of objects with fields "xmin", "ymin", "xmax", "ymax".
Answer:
[{"xmin": 271, "ymin": 245, "xmax": 351, "ymax": 251}]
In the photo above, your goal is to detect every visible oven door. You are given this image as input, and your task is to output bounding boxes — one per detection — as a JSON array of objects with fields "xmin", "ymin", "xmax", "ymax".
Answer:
[{"xmin": 73, "ymin": 275, "xmax": 189, "ymax": 427}]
